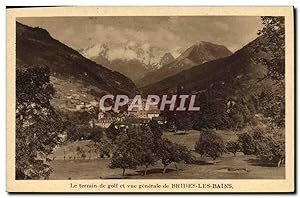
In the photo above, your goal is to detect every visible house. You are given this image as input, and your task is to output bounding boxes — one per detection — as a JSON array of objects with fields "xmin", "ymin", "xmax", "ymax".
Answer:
[
  {"xmin": 76, "ymin": 103, "xmax": 85, "ymax": 111},
  {"xmin": 90, "ymin": 117, "xmax": 114, "ymax": 129},
  {"xmin": 152, "ymin": 116, "xmax": 168, "ymax": 125},
  {"xmin": 147, "ymin": 109, "xmax": 160, "ymax": 119},
  {"xmin": 90, "ymin": 111, "xmax": 126, "ymax": 129},
  {"xmin": 95, "ymin": 117, "xmax": 114, "ymax": 128},
  {"xmin": 114, "ymin": 117, "xmax": 151, "ymax": 129},
  {"xmin": 90, "ymin": 99, "xmax": 99, "ymax": 107},
  {"xmin": 58, "ymin": 131, "xmax": 68, "ymax": 142},
  {"xmin": 127, "ymin": 98, "xmax": 160, "ymax": 119}
]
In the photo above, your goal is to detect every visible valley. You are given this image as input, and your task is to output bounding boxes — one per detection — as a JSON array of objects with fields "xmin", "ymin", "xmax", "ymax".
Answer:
[{"xmin": 15, "ymin": 16, "xmax": 286, "ymax": 181}]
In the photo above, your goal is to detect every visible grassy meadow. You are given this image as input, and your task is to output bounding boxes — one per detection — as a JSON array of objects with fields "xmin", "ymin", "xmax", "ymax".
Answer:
[{"xmin": 49, "ymin": 130, "xmax": 285, "ymax": 180}]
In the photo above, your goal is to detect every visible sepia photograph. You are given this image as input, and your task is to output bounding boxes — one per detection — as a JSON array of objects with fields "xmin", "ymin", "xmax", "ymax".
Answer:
[{"xmin": 6, "ymin": 6, "xmax": 294, "ymax": 192}]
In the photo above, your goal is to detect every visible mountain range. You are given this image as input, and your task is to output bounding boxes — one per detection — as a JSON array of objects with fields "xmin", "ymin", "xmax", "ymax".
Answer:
[
  {"xmin": 79, "ymin": 42, "xmax": 177, "ymax": 81},
  {"xmin": 16, "ymin": 21, "xmax": 272, "ymax": 117},
  {"xmin": 135, "ymin": 41, "xmax": 232, "ymax": 87},
  {"xmin": 141, "ymin": 36, "xmax": 271, "ymax": 97}
]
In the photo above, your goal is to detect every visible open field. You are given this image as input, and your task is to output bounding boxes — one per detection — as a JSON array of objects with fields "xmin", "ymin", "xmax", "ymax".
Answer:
[
  {"xmin": 49, "ymin": 130, "xmax": 285, "ymax": 180},
  {"xmin": 162, "ymin": 130, "xmax": 238, "ymax": 150},
  {"xmin": 49, "ymin": 155, "xmax": 284, "ymax": 180}
]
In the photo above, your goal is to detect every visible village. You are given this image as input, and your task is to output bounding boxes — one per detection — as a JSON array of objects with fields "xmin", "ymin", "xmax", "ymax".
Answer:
[{"xmin": 90, "ymin": 97, "xmax": 163, "ymax": 129}]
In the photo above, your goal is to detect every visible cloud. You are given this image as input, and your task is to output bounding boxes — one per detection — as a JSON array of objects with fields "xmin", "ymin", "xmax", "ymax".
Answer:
[
  {"xmin": 91, "ymin": 24, "xmax": 181, "ymax": 49},
  {"xmin": 84, "ymin": 23, "xmax": 183, "ymax": 62},
  {"xmin": 17, "ymin": 16, "xmax": 262, "ymax": 53}
]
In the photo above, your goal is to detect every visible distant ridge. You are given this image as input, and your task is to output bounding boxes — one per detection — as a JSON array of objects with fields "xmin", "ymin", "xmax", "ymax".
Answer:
[
  {"xmin": 141, "ymin": 36, "xmax": 269, "ymax": 95},
  {"xmin": 136, "ymin": 41, "xmax": 232, "ymax": 87}
]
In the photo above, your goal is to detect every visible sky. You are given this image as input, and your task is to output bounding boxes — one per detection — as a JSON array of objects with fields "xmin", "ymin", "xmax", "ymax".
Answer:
[{"xmin": 17, "ymin": 16, "xmax": 262, "ymax": 55}]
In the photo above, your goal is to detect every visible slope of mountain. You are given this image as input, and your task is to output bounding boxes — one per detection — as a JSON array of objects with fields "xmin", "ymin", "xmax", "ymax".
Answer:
[
  {"xmin": 87, "ymin": 55, "xmax": 151, "ymax": 81},
  {"xmin": 141, "ymin": 36, "xmax": 269, "ymax": 95},
  {"xmin": 160, "ymin": 52, "xmax": 175, "ymax": 66},
  {"xmin": 16, "ymin": 22, "xmax": 139, "ymax": 111},
  {"xmin": 136, "ymin": 41, "xmax": 232, "ymax": 87}
]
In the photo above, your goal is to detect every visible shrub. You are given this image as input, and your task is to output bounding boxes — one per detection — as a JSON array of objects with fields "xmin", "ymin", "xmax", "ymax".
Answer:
[
  {"xmin": 238, "ymin": 132, "xmax": 256, "ymax": 155},
  {"xmin": 148, "ymin": 120, "xmax": 163, "ymax": 139},
  {"xmin": 238, "ymin": 126, "xmax": 285, "ymax": 167},
  {"xmin": 89, "ymin": 127, "xmax": 105, "ymax": 142},
  {"xmin": 94, "ymin": 136, "xmax": 114, "ymax": 158},
  {"xmin": 195, "ymin": 130, "xmax": 226, "ymax": 160},
  {"xmin": 226, "ymin": 141, "xmax": 241, "ymax": 156},
  {"xmin": 106, "ymin": 123, "xmax": 121, "ymax": 142},
  {"xmin": 66, "ymin": 126, "xmax": 104, "ymax": 141},
  {"xmin": 254, "ymin": 128, "xmax": 285, "ymax": 167}
]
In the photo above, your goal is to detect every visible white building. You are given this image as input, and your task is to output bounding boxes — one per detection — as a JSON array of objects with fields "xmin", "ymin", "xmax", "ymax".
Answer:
[{"xmin": 127, "ymin": 99, "xmax": 160, "ymax": 119}]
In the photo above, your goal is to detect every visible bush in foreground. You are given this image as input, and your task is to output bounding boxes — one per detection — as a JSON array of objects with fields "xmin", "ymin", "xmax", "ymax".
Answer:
[
  {"xmin": 238, "ymin": 126, "xmax": 285, "ymax": 167},
  {"xmin": 154, "ymin": 139, "xmax": 193, "ymax": 174},
  {"xmin": 195, "ymin": 130, "xmax": 226, "ymax": 160},
  {"xmin": 110, "ymin": 125, "xmax": 155, "ymax": 176},
  {"xmin": 226, "ymin": 140, "xmax": 241, "ymax": 156}
]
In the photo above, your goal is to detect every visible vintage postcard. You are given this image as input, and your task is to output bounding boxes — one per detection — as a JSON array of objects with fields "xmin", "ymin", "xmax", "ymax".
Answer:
[{"xmin": 6, "ymin": 6, "xmax": 294, "ymax": 193}]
